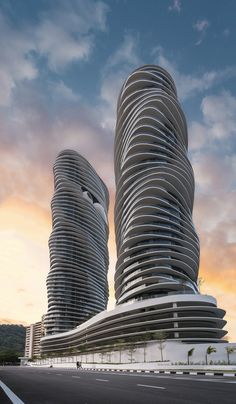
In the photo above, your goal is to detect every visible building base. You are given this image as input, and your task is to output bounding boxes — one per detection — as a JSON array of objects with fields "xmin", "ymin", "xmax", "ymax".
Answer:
[{"xmin": 41, "ymin": 294, "xmax": 227, "ymax": 356}]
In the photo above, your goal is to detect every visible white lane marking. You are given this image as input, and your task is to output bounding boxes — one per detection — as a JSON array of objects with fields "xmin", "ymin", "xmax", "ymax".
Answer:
[
  {"xmin": 85, "ymin": 371, "xmax": 236, "ymax": 384},
  {"xmin": 185, "ymin": 378, "xmax": 236, "ymax": 384},
  {"xmin": 137, "ymin": 384, "xmax": 166, "ymax": 390},
  {"xmin": 72, "ymin": 376, "xmax": 80, "ymax": 379},
  {"xmin": 162, "ymin": 376, "xmax": 236, "ymax": 384},
  {"xmin": 56, "ymin": 374, "xmax": 62, "ymax": 376},
  {"xmin": 95, "ymin": 379, "xmax": 109, "ymax": 382},
  {"xmin": 0, "ymin": 380, "xmax": 25, "ymax": 404}
]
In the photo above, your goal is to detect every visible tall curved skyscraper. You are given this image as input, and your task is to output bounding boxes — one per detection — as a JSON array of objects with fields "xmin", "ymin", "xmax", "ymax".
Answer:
[
  {"xmin": 115, "ymin": 65, "xmax": 200, "ymax": 304},
  {"xmin": 44, "ymin": 150, "xmax": 109, "ymax": 335},
  {"xmin": 113, "ymin": 65, "xmax": 226, "ymax": 340}
]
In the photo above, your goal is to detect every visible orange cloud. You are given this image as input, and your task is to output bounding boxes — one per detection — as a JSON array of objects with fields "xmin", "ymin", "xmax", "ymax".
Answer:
[
  {"xmin": 193, "ymin": 191, "xmax": 236, "ymax": 341},
  {"xmin": 0, "ymin": 197, "xmax": 51, "ymax": 325},
  {"xmin": 0, "ymin": 317, "xmax": 28, "ymax": 326},
  {"xmin": 199, "ymin": 239, "xmax": 236, "ymax": 341}
]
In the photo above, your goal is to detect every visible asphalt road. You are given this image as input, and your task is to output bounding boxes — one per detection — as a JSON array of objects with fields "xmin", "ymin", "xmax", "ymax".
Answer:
[{"xmin": 0, "ymin": 367, "xmax": 236, "ymax": 404}]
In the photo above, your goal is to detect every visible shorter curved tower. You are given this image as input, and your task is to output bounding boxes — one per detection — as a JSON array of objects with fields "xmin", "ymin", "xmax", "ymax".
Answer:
[{"xmin": 44, "ymin": 150, "xmax": 109, "ymax": 335}]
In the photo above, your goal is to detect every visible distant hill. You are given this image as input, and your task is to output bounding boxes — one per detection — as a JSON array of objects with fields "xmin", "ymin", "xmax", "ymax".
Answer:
[{"xmin": 0, "ymin": 324, "xmax": 26, "ymax": 354}]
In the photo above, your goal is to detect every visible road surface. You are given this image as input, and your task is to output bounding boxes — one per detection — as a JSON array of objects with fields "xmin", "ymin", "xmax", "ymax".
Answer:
[{"xmin": 0, "ymin": 366, "xmax": 236, "ymax": 404}]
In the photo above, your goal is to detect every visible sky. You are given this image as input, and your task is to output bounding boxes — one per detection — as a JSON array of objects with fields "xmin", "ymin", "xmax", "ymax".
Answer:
[{"xmin": 0, "ymin": 0, "xmax": 235, "ymax": 341}]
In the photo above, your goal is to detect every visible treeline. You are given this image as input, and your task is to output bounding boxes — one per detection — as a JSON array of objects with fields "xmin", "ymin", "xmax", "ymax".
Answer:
[{"xmin": 0, "ymin": 324, "xmax": 26, "ymax": 363}]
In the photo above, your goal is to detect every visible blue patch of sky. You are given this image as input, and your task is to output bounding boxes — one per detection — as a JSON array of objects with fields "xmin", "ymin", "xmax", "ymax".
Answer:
[
  {"xmin": 1, "ymin": 0, "xmax": 236, "ymax": 109},
  {"xmin": 72, "ymin": 0, "xmax": 236, "ymax": 103}
]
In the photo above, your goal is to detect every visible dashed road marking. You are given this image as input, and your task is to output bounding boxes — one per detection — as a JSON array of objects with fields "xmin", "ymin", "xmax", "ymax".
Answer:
[
  {"xmin": 137, "ymin": 384, "xmax": 166, "ymax": 390},
  {"xmin": 95, "ymin": 379, "xmax": 109, "ymax": 382}
]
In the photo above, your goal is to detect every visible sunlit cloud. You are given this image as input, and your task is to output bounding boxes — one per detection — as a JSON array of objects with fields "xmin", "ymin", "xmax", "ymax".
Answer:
[
  {"xmin": 189, "ymin": 88, "xmax": 236, "ymax": 340},
  {"xmin": 0, "ymin": 197, "xmax": 51, "ymax": 324}
]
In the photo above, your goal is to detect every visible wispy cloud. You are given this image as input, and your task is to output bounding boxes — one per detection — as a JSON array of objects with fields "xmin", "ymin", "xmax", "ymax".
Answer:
[
  {"xmin": 189, "ymin": 91, "xmax": 236, "ymax": 151},
  {"xmin": 193, "ymin": 19, "xmax": 210, "ymax": 45},
  {"xmin": 194, "ymin": 19, "xmax": 210, "ymax": 32},
  {"xmin": 100, "ymin": 34, "xmax": 142, "ymax": 131},
  {"xmin": 152, "ymin": 46, "xmax": 236, "ymax": 100},
  {"xmin": 52, "ymin": 81, "xmax": 80, "ymax": 102},
  {"xmin": 201, "ymin": 91, "xmax": 236, "ymax": 139},
  {"xmin": 0, "ymin": 12, "xmax": 37, "ymax": 106},
  {"xmin": 35, "ymin": 0, "xmax": 109, "ymax": 70},
  {"xmin": 168, "ymin": 0, "xmax": 181, "ymax": 13},
  {"xmin": 0, "ymin": 0, "xmax": 109, "ymax": 105},
  {"xmin": 36, "ymin": 20, "xmax": 92, "ymax": 69},
  {"xmin": 104, "ymin": 33, "xmax": 140, "ymax": 72}
]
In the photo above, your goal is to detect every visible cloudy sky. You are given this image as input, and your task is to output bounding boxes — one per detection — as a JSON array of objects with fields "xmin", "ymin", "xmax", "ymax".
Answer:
[{"xmin": 0, "ymin": 0, "xmax": 235, "ymax": 341}]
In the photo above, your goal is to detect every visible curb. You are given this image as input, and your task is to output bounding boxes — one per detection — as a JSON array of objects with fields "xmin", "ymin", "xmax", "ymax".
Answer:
[
  {"xmin": 39, "ymin": 366, "xmax": 236, "ymax": 377},
  {"xmin": 80, "ymin": 368, "xmax": 236, "ymax": 377}
]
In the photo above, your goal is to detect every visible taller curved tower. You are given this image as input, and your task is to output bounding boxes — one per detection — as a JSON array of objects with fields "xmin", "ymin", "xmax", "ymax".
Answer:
[
  {"xmin": 44, "ymin": 150, "xmax": 109, "ymax": 335},
  {"xmin": 115, "ymin": 65, "xmax": 199, "ymax": 304},
  {"xmin": 114, "ymin": 65, "xmax": 227, "ymax": 341}
]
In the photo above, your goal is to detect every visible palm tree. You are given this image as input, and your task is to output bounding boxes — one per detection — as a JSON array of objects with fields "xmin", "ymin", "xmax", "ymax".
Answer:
[
  {"xmin": 187, "ymin": 348, "xmax": 195, "ymax": 365},
  {"xmin": 225, "ymin": 346, "xmax": 235, "ymax": 365},
  {"xmin": 206, "ymin": 346, "xmax": 216, "ymax": 365}
]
